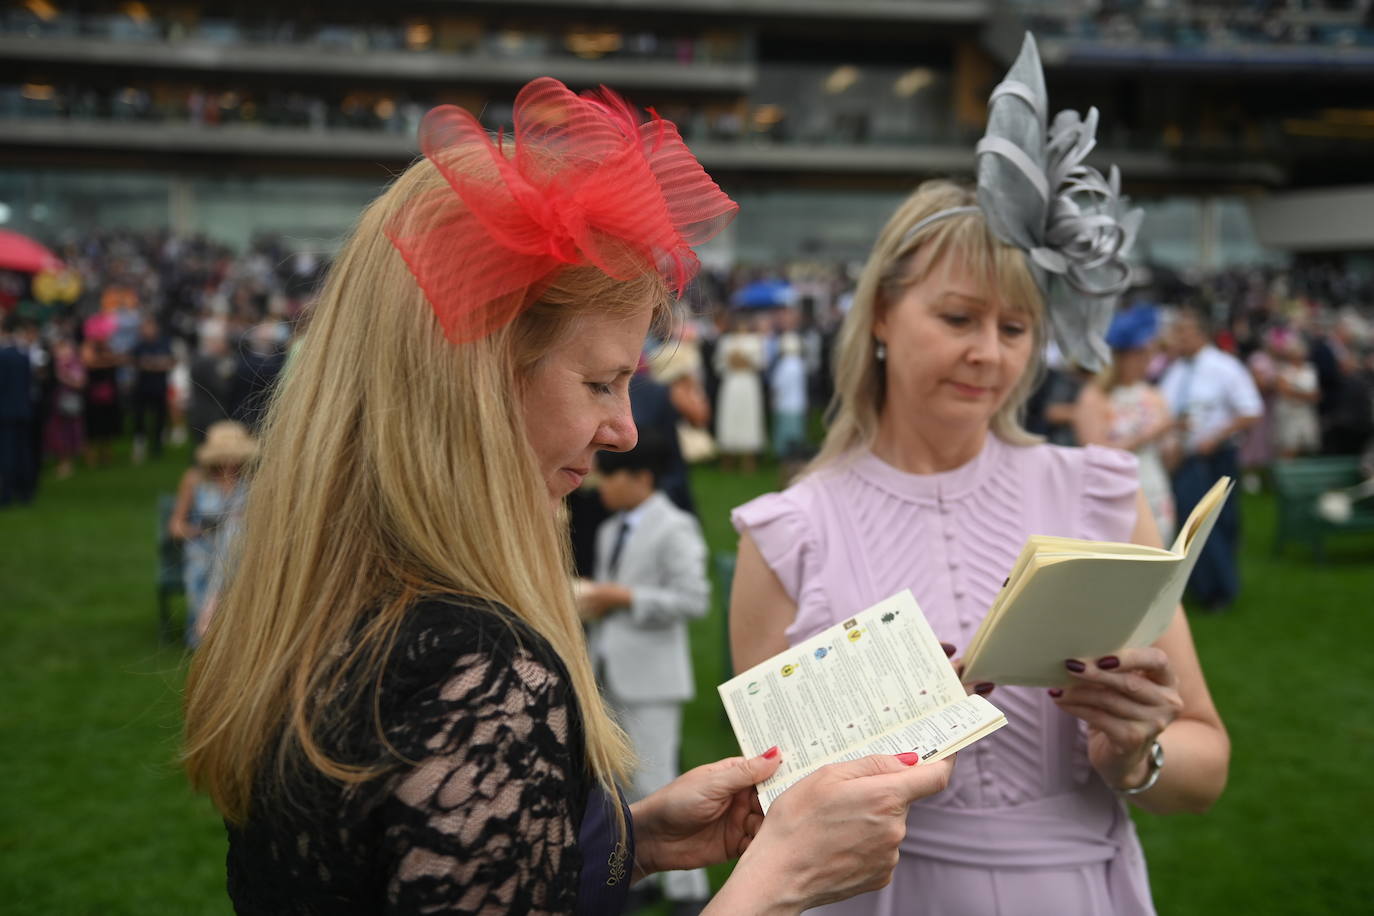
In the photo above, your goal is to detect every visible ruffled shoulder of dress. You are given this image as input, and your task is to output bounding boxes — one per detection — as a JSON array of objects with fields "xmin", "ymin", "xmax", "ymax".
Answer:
[
  {"xmin": 1079, "ymin": 444, "xmax": 1141, "ymax": 542},
  {"xmin": 731, "ymin": 483, "xmax": 824, "ymax": 605}
]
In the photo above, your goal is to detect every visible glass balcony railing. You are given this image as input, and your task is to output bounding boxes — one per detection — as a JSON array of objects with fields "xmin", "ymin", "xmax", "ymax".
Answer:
[
  {"xmin": 0, "ymin": 6, "xmax": 754, "ymax": 66},
  {"xmin": 5, "ymin": 76, "xmax": 1346, "ymax": 165},
  {"xmin": 1002, "ymin": 0, "xmax": 1374, "ymax": 56}
]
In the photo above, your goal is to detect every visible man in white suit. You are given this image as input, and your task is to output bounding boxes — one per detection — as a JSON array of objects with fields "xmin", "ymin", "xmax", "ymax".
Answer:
[{"xmin": 578, "ymin": 435, "xmax": 711, "ymax": 914}]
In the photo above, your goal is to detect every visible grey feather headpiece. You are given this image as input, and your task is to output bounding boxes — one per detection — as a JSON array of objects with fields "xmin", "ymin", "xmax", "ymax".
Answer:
[{"xmin": 903, "ymin": 33, "xmax": 1143, "ymax": 371}]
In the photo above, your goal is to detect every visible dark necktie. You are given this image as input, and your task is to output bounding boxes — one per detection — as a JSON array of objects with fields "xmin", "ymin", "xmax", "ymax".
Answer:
[
  {"xmin": 1176, "ymin": 357, "xmax": 1196, "ymax": 418},
  {"xmin": 607, "ymin": 519, "xmax": 631, "ymax": 579}
]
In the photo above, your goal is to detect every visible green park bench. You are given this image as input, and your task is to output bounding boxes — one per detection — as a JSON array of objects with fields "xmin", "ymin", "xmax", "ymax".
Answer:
[
  {"xmin": 1271, "ymin": 456, "xmax": 1374, "ymax": 560},
  {"xmin": 713, "ymin": 551, "xmax": 737, "ymax": 685}
]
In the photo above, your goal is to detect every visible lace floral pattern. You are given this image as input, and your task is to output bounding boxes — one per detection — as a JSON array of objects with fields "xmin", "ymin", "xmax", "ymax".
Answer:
[{"xmin": 226, "ymin": 598, "xmax": 590, "ymax": 915}]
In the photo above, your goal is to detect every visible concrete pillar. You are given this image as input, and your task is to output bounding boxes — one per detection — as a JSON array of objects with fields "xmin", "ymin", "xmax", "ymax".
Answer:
[{"xmin": 169, "ymin": 175, "xmax": 195, "ymax": 238}]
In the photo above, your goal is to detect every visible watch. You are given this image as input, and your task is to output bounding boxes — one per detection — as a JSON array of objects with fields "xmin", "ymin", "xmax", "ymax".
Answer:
[{"xmin": 1119, "ymin": 740, "xmax": 1164, "ymax": 795}]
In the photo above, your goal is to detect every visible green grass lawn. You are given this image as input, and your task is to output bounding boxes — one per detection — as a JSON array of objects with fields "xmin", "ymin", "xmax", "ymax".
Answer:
[{"xmin": 2, "ymin": 446, "xmax": 1372, "ymax": 913}]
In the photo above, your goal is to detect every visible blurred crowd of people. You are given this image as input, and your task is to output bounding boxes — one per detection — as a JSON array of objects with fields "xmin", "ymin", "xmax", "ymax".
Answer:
[
  {"xmin": 1024, "ymin": 283, "xmax": 1373, "ymax": 609},
  {"xmin": 2, "ymin": 232, "xmax": 1372, "ymax": 625},
  {"xmin": 1050, "ymin": 263, "xmax": 1374, "ymax": 469},
  {"xmin": 0, "ymin": 229, "xmax": 319, "ymax": 491},
  {"xmin": 0, "ymin": 229, "xmax": 321, "ymax": 641},
  {"xmin": 5, "ymin": 236, "xmax": 1368, "ymax": 505},
  {"xmin": 4, "ymin": 234, "xmax": 1373, "ymax": 505}
]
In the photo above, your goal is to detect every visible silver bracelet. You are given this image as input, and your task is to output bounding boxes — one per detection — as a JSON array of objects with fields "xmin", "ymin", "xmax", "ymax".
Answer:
[{"xmin": 1119, "ymin": 740, "xmax": 1164, "ymax": 796}]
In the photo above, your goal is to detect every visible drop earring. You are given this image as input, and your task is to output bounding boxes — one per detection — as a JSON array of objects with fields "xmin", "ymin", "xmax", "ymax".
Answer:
[{"xmin": 875, "ymin": 340, "xmax": 887, "ymax": 363}]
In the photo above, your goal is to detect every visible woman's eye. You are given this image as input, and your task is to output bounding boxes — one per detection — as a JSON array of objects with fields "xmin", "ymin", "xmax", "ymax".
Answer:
[
  {"xmin": 942, "ymin": 314, "xmax": 971, "ymax": 327},
  {"xmin": 1001, "ymin": 324, "xmax": 1028, "ymax": 337},
  {"xmin": 587, "ymin": 381, "xmax": 614, "ymax": 396}
]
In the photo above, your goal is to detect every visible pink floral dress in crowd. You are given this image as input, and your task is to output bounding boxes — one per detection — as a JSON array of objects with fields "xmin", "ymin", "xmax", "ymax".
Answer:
[{"xmin": 1107, "ymin": 382, "xmax": 1176, "ymax": 543}]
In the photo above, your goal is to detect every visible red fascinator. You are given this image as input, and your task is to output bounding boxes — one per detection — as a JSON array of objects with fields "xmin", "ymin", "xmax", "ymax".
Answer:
[{"xmin": 386, "ymin": 78, "xmax": 738, "ymax": 345}]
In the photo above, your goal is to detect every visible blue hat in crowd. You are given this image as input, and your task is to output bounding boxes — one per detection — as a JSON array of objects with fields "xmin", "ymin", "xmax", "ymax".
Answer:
[{"xmin": 1105, "ymin": 305, "xmax": 1159, "ymax": 351}]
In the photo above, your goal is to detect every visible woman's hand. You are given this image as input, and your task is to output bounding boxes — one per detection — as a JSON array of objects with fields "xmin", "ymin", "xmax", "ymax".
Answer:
[
  {"xmin": 631, "ymin": 751, "xmax": 782, "ymax": 879},
  {"xmin": 712, "ymin": 753, "xmax": 954, "ymax": 914},
  {"xmin": 574, "ymin": 582, "xmax": 630, "ymax": 621},
  {"xmin": 169, "ymin": 518, "xmax": 200, "ymax": 541},
  {"xmin": 1123, "ymin": 414, "xmax": 1176, "ymax": 452},
  {"xmin": 945, "ymin": 642, "xmax": 996, "ymax": 700},
  {"xmin": 1051, "ymin": 648, "xmax": 1184, "ymax": 791}
]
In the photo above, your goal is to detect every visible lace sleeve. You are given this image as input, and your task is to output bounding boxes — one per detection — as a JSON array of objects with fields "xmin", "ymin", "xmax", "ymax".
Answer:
[{"xmin": 374, "ymin": 607, "xmax": 587, "ymax": 915}]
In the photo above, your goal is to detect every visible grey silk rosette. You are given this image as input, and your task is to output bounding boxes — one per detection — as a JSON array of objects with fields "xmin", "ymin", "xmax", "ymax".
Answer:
[{"xmin": 974, "ymin": 33, "xmax": 1143, "ymax": 372}]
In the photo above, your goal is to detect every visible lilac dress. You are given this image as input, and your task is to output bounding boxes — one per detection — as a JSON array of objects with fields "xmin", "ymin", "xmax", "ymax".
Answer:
[{"xmin": 732, "ymin": 435, "xmax": 1155, "ymax": 916}]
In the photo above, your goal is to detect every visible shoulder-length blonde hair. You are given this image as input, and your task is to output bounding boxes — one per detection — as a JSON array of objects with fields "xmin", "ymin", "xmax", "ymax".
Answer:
[
  {"xmin": 183, "ymin": 157, "xmax": 661, "ymax": 824},
  {"xmin": 810, "ymin": 180, "xmax": 1046, "ymax": 473}
]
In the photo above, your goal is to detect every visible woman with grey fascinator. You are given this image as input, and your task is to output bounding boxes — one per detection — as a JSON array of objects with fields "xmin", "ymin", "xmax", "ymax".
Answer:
[{"xmin": 730, "ymin": 34, "xmax": 1229, "ymax": 916}]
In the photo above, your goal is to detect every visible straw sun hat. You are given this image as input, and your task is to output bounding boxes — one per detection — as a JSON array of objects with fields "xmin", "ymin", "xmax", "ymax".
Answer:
[{"xmin": 196, "ymin": 421, "xmax": 259, "ymax": 469}]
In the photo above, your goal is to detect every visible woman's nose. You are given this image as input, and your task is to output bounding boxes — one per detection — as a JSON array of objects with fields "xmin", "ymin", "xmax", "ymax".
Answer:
[
  {"xmin": 967, "ymin": 321, "xmax": 1000, "ymax": 363},
  {"xmin": 597, "ymin": 404, "xmax": 639, "ymax": 454}
]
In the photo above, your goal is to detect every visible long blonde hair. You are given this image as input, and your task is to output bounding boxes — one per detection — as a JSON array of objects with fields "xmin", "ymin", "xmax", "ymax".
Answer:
[
  {"xmin": 810, "ymin": 180, "xmax": 1046, "ymax": 473},
  {"xmin": 183, "ymin": 158, "xmax": 659, "ymax": 824}
]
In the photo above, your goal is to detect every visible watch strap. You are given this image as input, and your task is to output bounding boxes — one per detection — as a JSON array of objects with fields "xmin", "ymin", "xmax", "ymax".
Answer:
[{"xmin": 1119, "ymin": 740, "xmax": 1164, "ymax": 796}]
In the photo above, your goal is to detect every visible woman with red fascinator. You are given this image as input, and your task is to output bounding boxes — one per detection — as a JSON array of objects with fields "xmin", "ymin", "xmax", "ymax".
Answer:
[{"xmin": 182, "ymin": 78, "xmax": 952, "ymax": 915}]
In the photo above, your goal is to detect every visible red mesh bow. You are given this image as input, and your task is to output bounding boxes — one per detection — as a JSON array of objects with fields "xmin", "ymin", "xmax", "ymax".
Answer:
[{"xmin": 386, "ymin": 78, "xmax": 738, "ymax": 344}]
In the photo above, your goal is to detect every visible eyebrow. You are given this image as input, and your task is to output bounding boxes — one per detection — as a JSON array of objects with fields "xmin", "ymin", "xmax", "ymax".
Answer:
[
  {"xmin": 936, "ymin": 290, "xmax": 1029, "ymax": 315},
  {"xmin": 936, "ymin": 291, "xmax": 988, "ymax": 305},
  {"xmin": 585, "ymin": 365, "xmax": 637, "ymax": 378}
]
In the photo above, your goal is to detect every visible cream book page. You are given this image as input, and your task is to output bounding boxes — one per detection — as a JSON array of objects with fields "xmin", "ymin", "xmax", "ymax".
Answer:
[
  {"xmin": 960, "ymin": 556, "xmax": 1178, "ymax": 686},
  {"xmin": 719, "ymin": 590, "xmax": 1006, "ymax": 812},
  {"xmin": 1026, "ymin": 536, "xmax": 1174, "ymax": 558},
  {"xmin": 961, "ymin": 478, "xmax": 1234, "ymax": 686},
  {"xmin": 1123, "ymin": 476, "xmax": 1234, "ymax": 646}
]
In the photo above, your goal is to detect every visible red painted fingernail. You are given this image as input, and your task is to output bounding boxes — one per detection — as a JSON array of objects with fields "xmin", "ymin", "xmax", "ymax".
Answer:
[
  {"xmin": 1096, "ymin": 656, "xmax": 1120, "ymax": 670},
  {"xmin": 1048, "ymin": 688, "xmax": 1064, "ymax": 698},
  {"xmin": 1064, "ymin": 659, "xmax": 1086, "ymax": 673},
  {"xmin": 896, "ymin": 752, "xmax": 921, "ymax": 766},
  {"xmin": 941, "ymin": 642, "xmax": 957, "ymax": 658},
  {"xmin": 973, "ymin": 682, "xmax": 995, "ymax": 695},
  {"xmin": 762, "ymin": 746, "xmax": 779, "ymax": 760}
]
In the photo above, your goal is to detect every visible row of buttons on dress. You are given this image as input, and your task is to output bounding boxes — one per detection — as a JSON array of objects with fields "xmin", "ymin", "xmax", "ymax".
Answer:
[
  {"xmin": 940, "ymin": 500, "xmax": 967, "ymax": 600},
  {"xmin": 942, "ymin": 497, "xmax": 999, "ymax": 802}
]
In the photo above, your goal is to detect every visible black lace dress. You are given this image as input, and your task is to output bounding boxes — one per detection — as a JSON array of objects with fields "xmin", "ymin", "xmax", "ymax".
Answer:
[{"xmin": 225, "ymin": 597, "xmax": 633, "ymax": 915}]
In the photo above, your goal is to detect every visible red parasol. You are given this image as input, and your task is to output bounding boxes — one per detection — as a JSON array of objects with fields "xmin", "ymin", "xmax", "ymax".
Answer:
[{"xmin": 0, "ymin": 229, "xmax": 64, "ymax": 274}]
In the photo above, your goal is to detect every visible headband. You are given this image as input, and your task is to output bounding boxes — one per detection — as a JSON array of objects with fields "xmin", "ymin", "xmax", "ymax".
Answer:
[
  {"xmin": 387, "ymin": 78, "xmax": 738, "ymax": 345},
  {"xmin": 900, "ymin": 33, "xmax": 1143, "ymax": 371}
]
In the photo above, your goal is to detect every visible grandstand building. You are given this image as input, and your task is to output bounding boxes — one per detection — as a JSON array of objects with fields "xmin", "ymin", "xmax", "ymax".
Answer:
[{"xmin": 2, "ymin": 0, "xmax": 1372, "ymax": 270}]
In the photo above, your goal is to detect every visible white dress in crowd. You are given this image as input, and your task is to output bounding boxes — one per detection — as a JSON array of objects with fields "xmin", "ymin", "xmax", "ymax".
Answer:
[
  {"xmin": 715, "ymin": 332, "xmax": 767, "ymax": 454},
  {"xmin": 1273, "ymin": 361, "xmax": 1320, "ymax": 455}
]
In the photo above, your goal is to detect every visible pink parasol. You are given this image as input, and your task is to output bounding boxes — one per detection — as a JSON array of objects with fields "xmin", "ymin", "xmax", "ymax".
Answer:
[{"xmin": 0, "ymin": 229, "xmax": 64, "ymax": 274}]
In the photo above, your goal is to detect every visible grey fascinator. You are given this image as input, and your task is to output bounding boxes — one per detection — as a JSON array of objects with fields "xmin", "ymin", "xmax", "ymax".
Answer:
[{"xmin": 908, "ymin": 33, "xmax": 1143, "ymax": 371}]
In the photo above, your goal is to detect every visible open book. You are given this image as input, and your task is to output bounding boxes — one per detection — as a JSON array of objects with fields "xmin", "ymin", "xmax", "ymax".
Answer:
[
  {"xmin": 960, "ymin": 476, "xmax": 1234, "ymax": 688},
  {"xmin": 719, "ymin": 590, "xmax": 1006, "ymax": 812}
]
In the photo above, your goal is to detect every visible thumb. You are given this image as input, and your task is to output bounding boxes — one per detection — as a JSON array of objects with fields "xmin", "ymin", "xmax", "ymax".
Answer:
[
  {"xmin": 823, "ymin": 753, "xmax": 955, "ymax": 805},
  {"xmin": 868, "ymin": 756, "xmax": 955, "ymax": 805},
  {"xmin": 821, "ymin": 751, "xmax": 921, "ymax": 782},
  {"xmin": 708, "ymin": 748, "xmax": 784, "ymax": 793}
]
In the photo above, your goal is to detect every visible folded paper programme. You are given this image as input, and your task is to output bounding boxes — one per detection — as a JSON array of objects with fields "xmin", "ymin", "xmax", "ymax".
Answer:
[{"xmin": 719, "ymin": 590, "xmax": 1005, "ymax": 812}]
